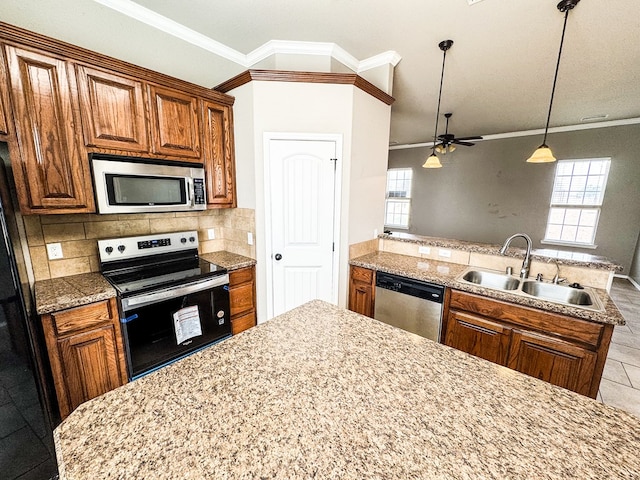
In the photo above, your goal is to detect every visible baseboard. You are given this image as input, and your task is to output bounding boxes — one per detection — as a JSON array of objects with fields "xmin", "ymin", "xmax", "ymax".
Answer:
[{"xmin": 614, "ymin": 273, "xmax": 640, "ymax": 291}]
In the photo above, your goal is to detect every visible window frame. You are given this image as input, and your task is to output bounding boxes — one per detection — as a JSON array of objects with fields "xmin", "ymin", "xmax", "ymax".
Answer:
[
  {"xmin": 384, "ymin": 168, "xmax": 413, "ymax": 230},
  {"xmin": 542, "ymin": 158, "xmax": 611, "ymax": 248}
]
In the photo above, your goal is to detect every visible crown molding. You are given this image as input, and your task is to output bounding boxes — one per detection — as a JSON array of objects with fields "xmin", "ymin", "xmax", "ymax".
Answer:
[
  {"xmin": 94, "ymin": 0, "xmax": 400, "ymax": 73},
  {"xmin": 389, "ymin": 117, "xmax": 640, "ymax": 150}
]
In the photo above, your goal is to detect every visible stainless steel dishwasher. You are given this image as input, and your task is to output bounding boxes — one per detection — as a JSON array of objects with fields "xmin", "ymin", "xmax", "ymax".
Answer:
[{"xmin": 373, "ymin": 272, "xmax": 445, "ymax": 342}]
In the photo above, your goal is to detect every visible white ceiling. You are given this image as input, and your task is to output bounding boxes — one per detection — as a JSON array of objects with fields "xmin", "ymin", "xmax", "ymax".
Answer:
[{"xmin": 4, "ymin": 0, "xmax": 640, "ymax": 146}]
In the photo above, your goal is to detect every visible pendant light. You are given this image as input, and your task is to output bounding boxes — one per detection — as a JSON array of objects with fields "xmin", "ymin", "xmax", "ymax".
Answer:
[
  {"xmin": 423, "ymin": 39, "xmax": 453, "ymax": 169},
  {"xmin": 527, "ymin": 0, "xmax": 580, "ymax": 163}
]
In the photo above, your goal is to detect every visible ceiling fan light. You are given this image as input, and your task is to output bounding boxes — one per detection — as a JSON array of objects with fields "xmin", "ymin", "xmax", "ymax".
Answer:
[
  {"xmin": 435, "ymin": 145, "xmax": 445, "ymax": 154},
  {"xmin": 423, "ymin": 153, "xmax": 443, "ymax": 169},
  {"xmin": 526, "ymin": 145, "xmax": 556, "ymax": 163},
  {"xmin": 448, "ymin": 144, "xmax": 456, "ymax": 153}
]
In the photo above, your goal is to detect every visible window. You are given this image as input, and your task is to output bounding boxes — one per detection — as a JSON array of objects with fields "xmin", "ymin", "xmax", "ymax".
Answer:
[
  {"xmin": 543, "ymin": 158, "xmax": 611, "ymax": 247},
  {"xmin": 385, "ymin": 168, "xmax": 413, "ymax": 229}
]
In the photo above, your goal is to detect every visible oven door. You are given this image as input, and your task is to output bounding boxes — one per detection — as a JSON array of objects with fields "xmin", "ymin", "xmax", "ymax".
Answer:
[{"xmin": 119, "ymin": 275, "xmax": 230, "ymax": 379}]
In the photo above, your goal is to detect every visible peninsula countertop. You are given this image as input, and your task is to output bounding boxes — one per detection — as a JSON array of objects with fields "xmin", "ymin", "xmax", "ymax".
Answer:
[
  {"xmin": 54, "ymin": 300, "xmax": 640, "ymax": 479},
  {"xmin": 350, "ymin": 251, "xmax": 625, "ymax": 325}
]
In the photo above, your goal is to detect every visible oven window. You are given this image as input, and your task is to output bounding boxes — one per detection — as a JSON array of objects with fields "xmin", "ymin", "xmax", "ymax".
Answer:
[{"xmin": 106, "ymin": 174, "xmax": 186, "ymax": 205}]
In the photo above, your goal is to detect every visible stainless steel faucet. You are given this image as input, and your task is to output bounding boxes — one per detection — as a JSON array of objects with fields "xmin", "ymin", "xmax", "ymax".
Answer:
[{"xmin": 499, "ymin": 233, "xmax": 533, "ymax": 279}]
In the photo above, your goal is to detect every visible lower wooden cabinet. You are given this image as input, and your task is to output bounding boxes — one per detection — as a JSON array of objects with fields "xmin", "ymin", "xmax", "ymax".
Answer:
[
  {"xmin": 444, "ymin": 290, "xmax": 612, "ymax": 398},
  {"xmin": 41, "ymin": 298, "xmax": 127, "ymax": 420},
  {"xmin": 348, "ymin": 266, "xmax": 375, "ymax": 317},
  {"xmin": 229, "ymin": 266, "xmax": 257, "ymax": 335}
]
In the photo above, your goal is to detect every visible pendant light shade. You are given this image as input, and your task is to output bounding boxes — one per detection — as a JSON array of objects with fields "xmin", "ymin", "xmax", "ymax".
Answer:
[
  {"xmin": 526, "ymin": 144, "xmax": 556, "ymax": 163},
  {"xmin": 527, "ymin": 0, "xmax": 580, "ymax": 163},
  {"xmin": 423, "ymin": 152, "xmax": 443, "ymax": 168}
]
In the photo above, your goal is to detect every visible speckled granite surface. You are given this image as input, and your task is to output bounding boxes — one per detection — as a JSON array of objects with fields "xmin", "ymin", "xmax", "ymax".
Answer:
[
  {"xmin": 351, "ymin": 251, "xmax": 625, "ymax": 325},
  {"xmin": 200, "ymin": 251, "xmax": 256, "ymax": 271},
  {"xmin": 54, "ymin": 300, "xmax": 640, "ymax": 479},
  {"xmin": 381, "ymin": 232, "xmax": 624, "ymax": 271},
  {"xmin": 34, "ymin": 273, "xmax": 116, "ymax": 315}
]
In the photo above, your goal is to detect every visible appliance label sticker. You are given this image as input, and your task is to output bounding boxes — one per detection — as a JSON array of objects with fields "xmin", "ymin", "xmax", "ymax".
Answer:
[{"xmin": 173, "ymin": 306, "xmax": 203, "ymax": 345}]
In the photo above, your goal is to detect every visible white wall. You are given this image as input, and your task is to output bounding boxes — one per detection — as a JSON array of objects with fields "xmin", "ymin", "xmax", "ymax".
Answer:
[{"xmin": 230, "ymin": 80, "xmax": 391, "ymax": 320}]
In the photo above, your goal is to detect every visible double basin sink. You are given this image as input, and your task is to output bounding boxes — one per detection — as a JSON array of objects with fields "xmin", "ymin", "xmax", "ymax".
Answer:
[{"xmin": 458, "ymin": 268, "xmax": 604, "ymax": 311}]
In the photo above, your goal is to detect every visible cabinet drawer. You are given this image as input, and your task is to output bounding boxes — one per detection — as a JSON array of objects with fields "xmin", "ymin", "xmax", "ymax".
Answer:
[
  {"xmin": 229, "ymin": 267, "xmax": 254, "ymax": 287},
  {"xmin": 230, "ymin": 283, "xmax": 255, "ymax": 317},
  {"xmin": 231, "ymin": 311, "xmax": 256, "ymax": 335},
  {"xmin": 51, "ymin": 300, "xmax": 113, "ymax": 336},
  {"xmin": 351, "ymin": 266, "xmax": 373, "ymax": 284}
]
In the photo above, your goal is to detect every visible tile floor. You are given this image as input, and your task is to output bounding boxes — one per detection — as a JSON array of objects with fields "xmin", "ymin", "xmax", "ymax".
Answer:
[
  {"xmin": 0, "ymin": 308, "xmax": 58, "ymax": 480},
  {"xmin": 598, "ymin": 277, "xmax": 640, "ymax": 418}
]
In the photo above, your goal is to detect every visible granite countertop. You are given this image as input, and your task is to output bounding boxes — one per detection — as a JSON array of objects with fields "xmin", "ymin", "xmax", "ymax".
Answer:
[
  {"xmin": 200, "ymin": 251, "xmax": 256, "ymax": 271},
  {"xmin": 54, "ymin": 300, "xmax": 640, "ymax": 479},
  {"xmin": 34, "ymin": 252, "xmax": 256, "ymax": 315},
  {"xmin": 351, "ymin": 251, "xmax": 625, "ymax": 325},
  {"xmin": 34, "ymin": 273, "xmax": 116, "ymax": 315},
  {"xmin": 381, "ymin": 232, "xmax": 624, "ymax": 271}
]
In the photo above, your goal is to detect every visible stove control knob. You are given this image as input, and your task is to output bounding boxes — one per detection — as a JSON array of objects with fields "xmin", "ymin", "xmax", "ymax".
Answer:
[
  {"xmin": 180, "ymin": 237, "xmax": 187, "ymax": 244},
  {"xmin": 105, "ymin": 246, "xmax": 113, "ymax": 254},
  {"xmin": 189, "ymin": 236, "xmax": 195, "ymax": 243},
  {"xmin": 118, "ymin": 245, "xmax": 126, "ymax": 253}
]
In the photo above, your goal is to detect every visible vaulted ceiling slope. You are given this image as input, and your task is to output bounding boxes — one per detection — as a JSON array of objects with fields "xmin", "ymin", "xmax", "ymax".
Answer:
[{"xmin": 4, "ymin": 0, "xmax": 640, "ymax": 146}]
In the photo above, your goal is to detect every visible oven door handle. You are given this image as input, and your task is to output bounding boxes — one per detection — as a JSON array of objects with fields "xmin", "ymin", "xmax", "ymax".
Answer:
[{"xmin": 121, "ymin": 274, "xmax": 229, "ymax": 312}]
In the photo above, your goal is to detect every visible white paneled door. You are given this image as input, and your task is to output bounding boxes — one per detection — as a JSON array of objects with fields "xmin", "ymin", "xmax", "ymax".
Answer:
[{"xmin": 266, "ymin": 136, "xmax": 340, "ymax": 318}]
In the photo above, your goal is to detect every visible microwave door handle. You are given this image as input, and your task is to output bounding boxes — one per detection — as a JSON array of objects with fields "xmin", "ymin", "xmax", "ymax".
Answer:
[
  {"xmin": 187, "ymin": 178, "xmax": 193, "ymax": 206},
  {"xmin": 121, "ymin": 274, "xmax": 229, "ymax": 311}
]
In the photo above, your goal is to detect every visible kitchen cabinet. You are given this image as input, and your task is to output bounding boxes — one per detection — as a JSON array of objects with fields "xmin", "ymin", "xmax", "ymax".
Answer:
[
  {"xmin": 4, "ymin": 45, "xmax": 95, "ymax": 214},
  {"xmin": 444, "ymin": 290, "xmax": 612, "ymax": 398},
  {"xmin": 76, "ymin": 65, "xmax": 149, "ymax": 152},
  {"xmin": 229, "ymin": 266, "xmax": 257, "ymax": 334},
  {"xmin": 41, "ymin": 298, "xmax": 127, "ymax": 420},
  {"xmin": 348, "ymin": 266, "xmax": 375, "ymax": 317},
  {"xmin": 0, "ymin": 49, "xmax": 7, "ymax": 137},
  {"xmin": 149, "ymin": 85, "xmax": 201, "ymax": 160},
  {"xmin": 203, "ymin": 101, "xmax": 236, "ymax": 208}
]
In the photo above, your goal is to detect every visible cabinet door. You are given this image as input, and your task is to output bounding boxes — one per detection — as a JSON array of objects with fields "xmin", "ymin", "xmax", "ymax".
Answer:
[
  {"xmin": 58, "ymin": 324, "xmax": 124, "ymax": 418},
  {"xmin": 444, "ymin": 310, "xmax": 512, "ymax": 365},
  {"xmin": 348, "ymin": 267, "xmax": 375, "ymax": 317},
  {"xmin": 149, "ymin": 85, "xmax": 201, "ymax": 159},
  {"xmin": 4, "ymin": 45, "xmax": 94, "ymax": 213},
  {"xmin": 203, "ymin": 101, "xmax": 236, "ymax": 207},
  {"xmin": 76, "ymin": 65, "xmax": 148, "ymax": 152},
  {"xmin": 507, "ymin": 330, "xmax": 597, "ymax": 396}
]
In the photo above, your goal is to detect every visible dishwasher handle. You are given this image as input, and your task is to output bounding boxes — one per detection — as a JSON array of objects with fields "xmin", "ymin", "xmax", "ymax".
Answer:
[{"xmin": 376, "ymin": 273, "xmax": 444, "ymax": 304}]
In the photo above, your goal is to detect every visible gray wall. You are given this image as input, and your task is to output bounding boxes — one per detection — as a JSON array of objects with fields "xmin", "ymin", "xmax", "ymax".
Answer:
[{"xmin": 388, "ymin": 124, "xmax": 640, "ymax": 273}]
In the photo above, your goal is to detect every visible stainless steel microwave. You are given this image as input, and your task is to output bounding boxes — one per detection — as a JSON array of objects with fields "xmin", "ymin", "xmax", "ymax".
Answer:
[{"xmin": 90, "ymin": 154, "xmax": 206, "ymax": 214}]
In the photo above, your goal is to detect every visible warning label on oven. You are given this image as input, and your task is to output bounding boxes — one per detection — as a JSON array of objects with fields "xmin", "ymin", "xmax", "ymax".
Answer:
[{"xmin": 173, "ymin": 306, "xmax": 203, "ymax": 345}]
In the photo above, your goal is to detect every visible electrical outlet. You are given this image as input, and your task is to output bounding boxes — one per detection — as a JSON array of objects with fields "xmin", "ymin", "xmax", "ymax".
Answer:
[
  {"xmin": 207, "ymin": 228, "xmax": 215, "ymax": 240},
  {"xmin": 438, "ymin": 249, "xmax": 452, "ymax": 258},
  {"xmin": 46, "ymin": 243, "xmax": 63, "ymax": 260},
  {"xmin": 247, "ymin": 232, "xmax": 254, "ymax": 245},
  {"xmin": 373, "ymin": 229, "xmax": 378, "ymax": 238},
  {"xmin": 418, "ymin": 246, "xmax": 431, "ymax": 255}
]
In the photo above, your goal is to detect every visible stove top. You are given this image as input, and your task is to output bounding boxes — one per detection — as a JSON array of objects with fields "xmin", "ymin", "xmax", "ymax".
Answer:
[{"xmin": 98, "ymin": 231, "xmax": 227, "ymax": 296}]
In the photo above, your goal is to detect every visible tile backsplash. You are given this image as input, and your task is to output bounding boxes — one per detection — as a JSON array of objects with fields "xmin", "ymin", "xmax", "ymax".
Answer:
[{"xmin": 24, "ymin": 209, "xmax": 256, "ymax": 280}]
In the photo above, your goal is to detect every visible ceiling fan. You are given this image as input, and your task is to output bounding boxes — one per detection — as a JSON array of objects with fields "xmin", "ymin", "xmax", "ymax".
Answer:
[{"xmin": 434, "ymin": 112, "xmax": 483, "ymax": 154}]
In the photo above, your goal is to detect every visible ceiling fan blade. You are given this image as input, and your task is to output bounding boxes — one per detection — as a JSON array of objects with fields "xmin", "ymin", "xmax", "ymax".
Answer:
[
  {"xmin": 453, "ymin": 140, "xmax": 476, "ymax": 146},
  {"xmin": 455, "ymin": 136, "xmax": 483, "ymax": 141}
]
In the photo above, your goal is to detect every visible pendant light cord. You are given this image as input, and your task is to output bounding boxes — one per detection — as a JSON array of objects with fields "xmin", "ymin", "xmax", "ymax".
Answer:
[
  {"xmin": 432, "ymin": 48, "xmax": 448, "ymax": 152},
  {"xmin": 542, "ymin": 8, "xmax": 570, "ymax": 145}
]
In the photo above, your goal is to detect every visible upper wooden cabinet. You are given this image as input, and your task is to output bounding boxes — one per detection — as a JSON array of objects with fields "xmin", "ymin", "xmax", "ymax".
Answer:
[
  {"xmin": 4, "ymin": 45, "xmax": 94, "ymax": 214},
  {"xmin": 149, "ymin": 85, "xmax": 201, "ymax": 159},
  {"xmin": 0, "ymin": 22, "xmax": 237, "ymax": 214},
  {"xmin": 76, "ymin": 65, "xmax": 149, "ymax": 152},
  {"xmin": 203, "ymin": 101, "xmax": 236, "ymax": 207}
]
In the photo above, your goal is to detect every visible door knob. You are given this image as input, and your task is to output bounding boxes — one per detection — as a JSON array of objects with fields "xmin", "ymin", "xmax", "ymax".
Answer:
[{"xmin": 274, "ymin": 253, "xmax": 282, "ymax": 261}]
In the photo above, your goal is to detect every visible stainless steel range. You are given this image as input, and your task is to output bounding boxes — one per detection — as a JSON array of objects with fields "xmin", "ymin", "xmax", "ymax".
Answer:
[{"xmin": 99, "ymin": 231, "xmax": 231, "ymax": 380}]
